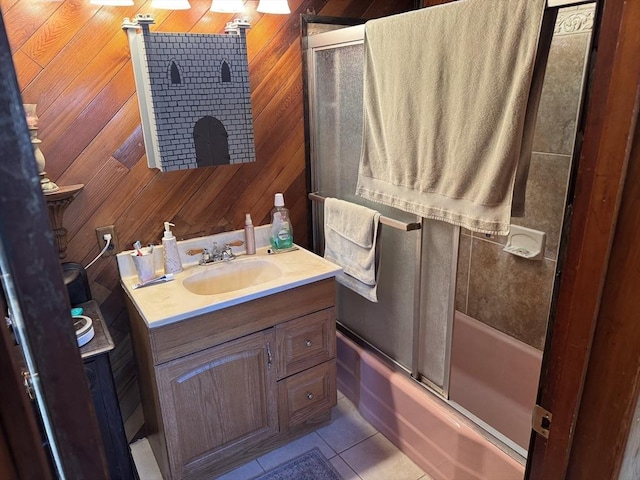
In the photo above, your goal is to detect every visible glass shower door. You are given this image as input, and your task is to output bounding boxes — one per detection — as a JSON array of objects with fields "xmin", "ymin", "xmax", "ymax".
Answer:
[{"xmin": 306, "ymin": 26, "xmax": 437, "ymax": 379}]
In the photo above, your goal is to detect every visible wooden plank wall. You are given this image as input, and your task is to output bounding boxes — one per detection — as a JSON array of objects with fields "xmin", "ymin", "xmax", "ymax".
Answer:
[{"xmin": 3, "ymin": 0, "xmax": 415, "ymax": 431}]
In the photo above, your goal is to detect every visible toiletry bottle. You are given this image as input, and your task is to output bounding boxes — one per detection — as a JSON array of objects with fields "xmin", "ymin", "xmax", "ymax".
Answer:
[
  {"xmin": 162, "ymin": 222, "xmax": 183, "ymax": 274},
  {"xmin": 244, "ymin": 213, "xmax": 256, "ymax": 255},
  {"xmin": 270, "ymin": 193, "xmax": 293, "ymax": 250}
]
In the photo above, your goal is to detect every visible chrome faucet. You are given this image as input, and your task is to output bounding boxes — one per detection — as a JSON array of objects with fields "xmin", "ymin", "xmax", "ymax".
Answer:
[
  {"xmin": 187, "ymin": 240, "xmax": 243, "ymax": 265},
  {"xmin": 220, "ymin": 243, "xmax": 236, "ymax": 261}
]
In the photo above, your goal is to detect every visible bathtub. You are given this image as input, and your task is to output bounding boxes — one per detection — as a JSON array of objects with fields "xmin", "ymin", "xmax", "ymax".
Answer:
[
  {"xmin": 337, "ymin": 327, "xmax": 528, "ymax": 480},
  {"xmin": 449, "ymin": 311, "xmax": 543, "ymax": 453}
]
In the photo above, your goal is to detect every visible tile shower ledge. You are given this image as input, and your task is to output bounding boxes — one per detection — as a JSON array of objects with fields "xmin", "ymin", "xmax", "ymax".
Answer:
[{"xmin": 118, "ymin": 230, "xmax": 341, "ymax": 328}]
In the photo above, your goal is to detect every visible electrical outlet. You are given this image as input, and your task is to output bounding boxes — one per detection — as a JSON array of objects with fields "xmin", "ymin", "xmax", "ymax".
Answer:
[{"xmin": 96, "ymin": 225, "xmax": 118, "ymax": 257}]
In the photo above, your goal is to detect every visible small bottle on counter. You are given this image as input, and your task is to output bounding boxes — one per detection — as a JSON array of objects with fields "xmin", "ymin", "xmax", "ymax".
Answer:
[
  {"xmin": 244, "ymin": 213, "xmax": 256, "ymax": 255},
  {"xmin": 270, "ymin": 193, "xmax": 293, "ymax": 251},
  {"xmin": 162, "ymin": 221, "xmax": 183, "ymax": 274}
]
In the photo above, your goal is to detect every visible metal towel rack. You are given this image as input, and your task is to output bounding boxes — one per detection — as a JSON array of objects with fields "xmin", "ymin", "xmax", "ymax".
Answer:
[{"xmin": 308, "ymin": 192, "xmax": 422, "ymax": 231}]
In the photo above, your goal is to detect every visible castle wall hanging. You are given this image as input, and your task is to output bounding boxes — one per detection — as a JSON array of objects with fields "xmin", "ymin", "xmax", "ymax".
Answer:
[{"xmin": 124, "ymin": 15, "xmax": 256, "ymax": 171}]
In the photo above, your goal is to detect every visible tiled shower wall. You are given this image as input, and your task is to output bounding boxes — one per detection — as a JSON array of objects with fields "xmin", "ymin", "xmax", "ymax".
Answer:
[{"xmin": 454, "ymin": 5, "xmax": 595, "ymax": 350}]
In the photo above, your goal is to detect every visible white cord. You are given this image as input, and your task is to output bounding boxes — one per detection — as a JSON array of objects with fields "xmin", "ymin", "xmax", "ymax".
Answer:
[{"xmin": 85, "ymin": 235, "xmax": 111, "ymax": 269}]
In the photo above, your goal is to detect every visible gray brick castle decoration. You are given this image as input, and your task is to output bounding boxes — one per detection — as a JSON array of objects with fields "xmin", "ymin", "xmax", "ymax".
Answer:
[{"xmin": 124, "ymin": 15, "xmax": 255, "ymax": 171}]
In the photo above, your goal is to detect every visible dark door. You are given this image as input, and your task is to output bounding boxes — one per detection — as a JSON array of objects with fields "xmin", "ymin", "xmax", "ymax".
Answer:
[
  {"xmin": 0, "ymin": 10, "xmax": 109, "ymax": 479},
  {"xmin": 526, "ymin": 0, "xmax": 640, "ymax": 478},
  {"xmin": 194, "ymin": 116, "xmax": 230, "ymax": 167}
]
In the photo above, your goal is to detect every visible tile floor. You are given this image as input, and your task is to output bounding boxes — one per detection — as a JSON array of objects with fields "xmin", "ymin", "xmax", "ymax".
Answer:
[{"xmin": 130, "ymin": 391, "xmax": 431, "ymax": 480}]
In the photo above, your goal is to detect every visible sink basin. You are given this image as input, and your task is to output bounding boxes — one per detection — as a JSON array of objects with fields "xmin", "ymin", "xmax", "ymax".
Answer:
[{"xmin": 183, "ymin": 259, "xmax": 283, "ymax": 295}]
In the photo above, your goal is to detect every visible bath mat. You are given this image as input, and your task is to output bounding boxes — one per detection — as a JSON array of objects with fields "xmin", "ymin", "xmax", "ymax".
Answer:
[{"xmin": 256, "ymin": 448, "xmax": 342, "ymax": 480}]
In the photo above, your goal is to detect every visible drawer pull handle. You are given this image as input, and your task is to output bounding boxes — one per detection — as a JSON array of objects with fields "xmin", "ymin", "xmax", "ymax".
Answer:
[
  {"xmin": 305, "ymin": 340, "xmax": 312, "ymax": 347},
  {"xmin": 306, "ymin": 392, "xmax": 314, "ymax": 400}
]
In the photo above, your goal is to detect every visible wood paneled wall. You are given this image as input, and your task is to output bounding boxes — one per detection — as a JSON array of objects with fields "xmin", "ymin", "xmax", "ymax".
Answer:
[{"xmin": 3, "ymin": 0, "xmax": 415, "ymax": 428}]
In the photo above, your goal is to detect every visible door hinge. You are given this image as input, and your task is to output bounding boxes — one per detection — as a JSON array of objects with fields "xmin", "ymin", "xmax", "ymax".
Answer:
[{"xmin": 532, "ymin": 404, "xmax": 552, "ymax": 439}]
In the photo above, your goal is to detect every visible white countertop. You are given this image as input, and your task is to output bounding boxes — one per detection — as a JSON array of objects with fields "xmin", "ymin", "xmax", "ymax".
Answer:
[{"xmin": 118, "ymin": 227, "xmax": 341, "ymax": 328}]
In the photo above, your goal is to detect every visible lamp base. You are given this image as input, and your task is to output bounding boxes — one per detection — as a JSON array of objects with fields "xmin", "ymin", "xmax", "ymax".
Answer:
[{"xmin": 40, "ymin": 172, "xmax": 59, "ymax": 193}]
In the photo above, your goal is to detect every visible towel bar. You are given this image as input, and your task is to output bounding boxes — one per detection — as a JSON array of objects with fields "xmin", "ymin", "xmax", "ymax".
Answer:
[{"xmin": 308, "ymin": 193, "xmax": 422, "ymax": 231}]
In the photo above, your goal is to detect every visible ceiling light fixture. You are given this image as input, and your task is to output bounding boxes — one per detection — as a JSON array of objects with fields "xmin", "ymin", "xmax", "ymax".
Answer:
[
  {"xmin": 210, "ymin": 0, "xmax": 245, "ymax": 12},
  {"xmin": 256, "ymin": 0, "xmax": 290, "ymax": 14}
]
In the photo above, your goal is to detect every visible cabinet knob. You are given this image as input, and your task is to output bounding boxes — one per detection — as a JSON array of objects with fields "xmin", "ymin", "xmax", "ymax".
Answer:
[
  {"xmin": 305, "ymin": 340, "xmax": 312, "ymax": 347},
  {"xmin": 306, "ymin": 392, "xmax": 314, "ymax": 400}
]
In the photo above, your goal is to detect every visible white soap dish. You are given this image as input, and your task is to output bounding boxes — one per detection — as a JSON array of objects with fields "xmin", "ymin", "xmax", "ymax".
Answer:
[{"xmin": 503, "ymin": 225, "xmax": 546, "ymax": 260}]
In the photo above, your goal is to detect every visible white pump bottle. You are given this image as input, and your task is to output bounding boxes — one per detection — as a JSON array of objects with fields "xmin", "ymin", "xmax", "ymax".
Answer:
[{"xmin": 162, "ymin": 222, "xmax": 183, "ymax": 274}]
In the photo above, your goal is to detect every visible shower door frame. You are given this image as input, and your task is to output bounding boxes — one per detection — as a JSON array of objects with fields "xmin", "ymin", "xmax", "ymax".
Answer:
[{"xmin": 303, "ymin": 19, "xmax": 456, "ymax": 401}]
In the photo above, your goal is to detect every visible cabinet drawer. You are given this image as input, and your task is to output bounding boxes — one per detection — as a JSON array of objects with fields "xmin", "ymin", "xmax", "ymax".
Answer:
[
  {"xmin": 276, "ymin": 308, "xmax": 335, "ymax": 379},
  {"xmin": 278, "ymin": 360, "xmax": 337, "ymax": 429}
]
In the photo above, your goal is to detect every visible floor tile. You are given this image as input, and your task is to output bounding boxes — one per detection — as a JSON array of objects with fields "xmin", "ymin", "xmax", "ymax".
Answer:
[
  {"xmin": 316, "ymin": 395, "xmax": 378, "ymax": 453},
  {"xmin": 256, "ymin": 431, "xmax": 335, "ymax": 471},
  {"xmin": 130, "ymin": 391, "xmax": 428, "ymax": 480},
  {"xmin": 341, "ymin": 433, "xmax": 424, "ymax": 480},
  {"xmin": 330, "ymin": 455, "xmax": 361, "ymax": 480},
  {"xmin": 215, "ymin": 459, "xmax": 264, "ymax": 480},
  {"xmin": 130, "ymin": 438, "xmax": 163, "ymax": 480}
]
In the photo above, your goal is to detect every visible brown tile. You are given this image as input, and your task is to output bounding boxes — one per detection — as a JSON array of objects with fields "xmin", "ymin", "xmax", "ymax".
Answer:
[
  {"xmin": 512, "ymin": 153, "xmax": 571, "ymax": 260},
  {"xmin": 466, "ymin": 238, "xmax": 556, "ymax": 349},
  {"xmin": 532, "ymin": 32, "xmax": 590, "ymax": 155},
  {"xmin": 455, "ymin": 232, "xmax": 471, "ymax": 313},
  {"xmin": 472, "ymin": 230, "xmax": 508, "ymax": 246}
]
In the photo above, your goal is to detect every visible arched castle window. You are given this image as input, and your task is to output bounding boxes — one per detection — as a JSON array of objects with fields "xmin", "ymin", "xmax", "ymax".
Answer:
[
  {"xmin": 170, "ymin": 60, "xmax": 182, "ymax": 85},
  {"xmin": 221, "ymin": 61, "xmax": 231, "ymax": 83}
]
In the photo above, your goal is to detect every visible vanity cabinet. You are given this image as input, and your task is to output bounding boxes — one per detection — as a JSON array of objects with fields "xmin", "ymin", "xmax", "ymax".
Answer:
[{"xmin": 126, "ymin": 278, "xmax": 337, "ymax": 480}]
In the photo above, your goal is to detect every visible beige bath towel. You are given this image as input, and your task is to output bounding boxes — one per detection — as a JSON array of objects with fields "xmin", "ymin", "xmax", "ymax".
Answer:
[
  {"xmin": 324, "ymin": 198, "xmax": 381, "ymax": 302},
  {"xmin": 356, "ymin": 0, "xmax": 549, "ymax": 235}
]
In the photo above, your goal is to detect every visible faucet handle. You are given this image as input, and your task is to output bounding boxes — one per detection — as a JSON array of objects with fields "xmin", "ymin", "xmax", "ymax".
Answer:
[
  {"xmin": 201, "ymin": 248, "xmax": 213, "ymax": 264},
  {"xmin": 221, "ymin": 240, "xmax": 243, "ymax": 261},
  {"xmin": 186, "ymin": 247, "xmax": 213, "ymax": 265}
]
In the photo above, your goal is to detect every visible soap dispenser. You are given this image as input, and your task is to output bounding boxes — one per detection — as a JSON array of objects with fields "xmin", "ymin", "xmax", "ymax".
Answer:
[{"xmin": 162, "ymin": 222, "xmax": 183, "ymax": 274}]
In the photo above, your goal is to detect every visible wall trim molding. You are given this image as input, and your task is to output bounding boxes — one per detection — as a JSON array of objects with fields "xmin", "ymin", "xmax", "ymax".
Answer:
[{"xmin": 555, "ymin": 5, "xmax": 595, "ymax": 36}]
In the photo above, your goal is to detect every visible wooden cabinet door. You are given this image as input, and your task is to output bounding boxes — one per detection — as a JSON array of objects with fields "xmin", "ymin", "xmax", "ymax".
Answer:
[{"xmin": 157, "ymin": 329, "xmax": 278, "ymax": 479}]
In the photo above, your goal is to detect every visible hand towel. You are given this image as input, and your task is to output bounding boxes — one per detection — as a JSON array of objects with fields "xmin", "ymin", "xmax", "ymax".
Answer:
[
  {"xmin": 324, "ymin": 198, "xmax": 381, "ymax": 302},
  {"xmin": 356, "ymin": 0, "xmax": 550, "ymax": 235}
]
